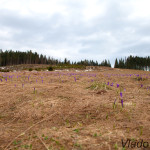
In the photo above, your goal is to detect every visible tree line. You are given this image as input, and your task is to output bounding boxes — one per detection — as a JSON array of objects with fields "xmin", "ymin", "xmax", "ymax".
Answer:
[
  {"xmin": 0, "ymin": 50, "xmax": 111, "ymax": 67},
  {"xmin": 114, "ymin": 55, "xmax": 150, "ymax": 71},
  {"xmin": 0, "ymin": 50, "xmax": 149, "ymax": 70}
]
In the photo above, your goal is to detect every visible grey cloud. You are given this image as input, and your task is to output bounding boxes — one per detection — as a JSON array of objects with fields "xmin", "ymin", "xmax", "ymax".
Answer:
[{"xmin": 0, "ymin": 0, "xmax": 149, "ymax": 64}]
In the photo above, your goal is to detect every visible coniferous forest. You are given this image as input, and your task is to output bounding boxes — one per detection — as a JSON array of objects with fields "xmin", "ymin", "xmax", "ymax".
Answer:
[
  {"xmin": 0, "ymin": 50, "xmax": 149, "ymax": 70},
  {"xmin": 114, "ymin": 56, "xmax": 150, "ymax": 71},
  {"xmin": 0, "ymin": 50, "xmax": 111, "ymax": 67}
]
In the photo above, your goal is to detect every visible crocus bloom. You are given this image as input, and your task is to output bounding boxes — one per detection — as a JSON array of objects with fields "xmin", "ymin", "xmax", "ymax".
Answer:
[
  {"xmin": 121, "ymin": 99, "xmax": 123, "ymax": 108},
  {"xmin": 117, "ymin": 84, "xmax": 119, "ymax": 88},
  {"xmin": 120, "ymin": 92, "xmax": 122, "ymax": 97}
]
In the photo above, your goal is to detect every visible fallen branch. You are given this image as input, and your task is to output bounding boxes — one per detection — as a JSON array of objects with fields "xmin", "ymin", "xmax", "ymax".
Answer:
[{"xmin": 36, "ymin": 134, "xmax": 49, "ymax": 150}]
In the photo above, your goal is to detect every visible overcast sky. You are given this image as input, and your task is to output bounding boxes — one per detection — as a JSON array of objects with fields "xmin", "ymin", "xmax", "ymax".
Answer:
[{"xmin": 0, "ymin": 0, "xmax": 150, "ymax": 66}]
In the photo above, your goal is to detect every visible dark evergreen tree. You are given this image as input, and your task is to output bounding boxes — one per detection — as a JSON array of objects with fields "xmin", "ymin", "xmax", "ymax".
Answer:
[
  {"xmin": 114, "ymin": 58, "xmax": 119, "ymax": 68},
  {"xmin": 99, "ymin": 59, "xmax": 111, "ymax": 67}
]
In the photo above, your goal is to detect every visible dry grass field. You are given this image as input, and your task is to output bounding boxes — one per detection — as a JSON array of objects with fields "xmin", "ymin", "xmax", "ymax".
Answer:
[{"xmin": 0, "ymin": 68, "xmax": 150, "ymax": 150}]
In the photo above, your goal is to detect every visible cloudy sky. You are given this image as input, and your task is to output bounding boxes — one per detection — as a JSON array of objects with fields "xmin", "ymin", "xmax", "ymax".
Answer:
[{"xmin": 0, "ymin": 0, "xmax": 150, "ymax": 66}]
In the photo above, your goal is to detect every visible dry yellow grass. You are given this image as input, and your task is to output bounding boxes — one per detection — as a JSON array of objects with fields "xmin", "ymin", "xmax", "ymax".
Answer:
[{"xmin": 0, "ymin": 68, "xmax": 150, "ymax": 150}]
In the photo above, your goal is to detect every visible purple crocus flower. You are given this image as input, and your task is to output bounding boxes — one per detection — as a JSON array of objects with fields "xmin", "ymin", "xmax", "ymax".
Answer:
[
  {"xmin": 120, "ymin": 92, "xmax": 122, "ymax": 97},
  {"xmin": 110, "ymin": 83, "xmax": 113, "ymax": 86},
  {"xmin": 74, "ymin": 77, "xmax": 76, "ymax": 82},
  {"xmin": 117, "ymin": 84, "xmax": 119, "ymax": 88},
  {"xmin": 121, "ymin": 99, "xmax": 123, "ymax": 108},
  {"xmin": 5, "ymin": 78, "xmax": 7, "ymax": 82},
  {"xmin": 141, "ymin": 84, "xmax": 143, "ymax": 88},
  {"xmin": 42, "ymin": 80, "xmax": 43, "ymax": 83},
  {"xmin": 107, "ymin": 82, "xmax": 109, "ymax": 85}
]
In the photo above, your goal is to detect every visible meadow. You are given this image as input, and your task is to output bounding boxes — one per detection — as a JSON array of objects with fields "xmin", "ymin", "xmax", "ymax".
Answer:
[{"xmin": 0, "ymin": 68, "xmax": 149, "ymax": 150}]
